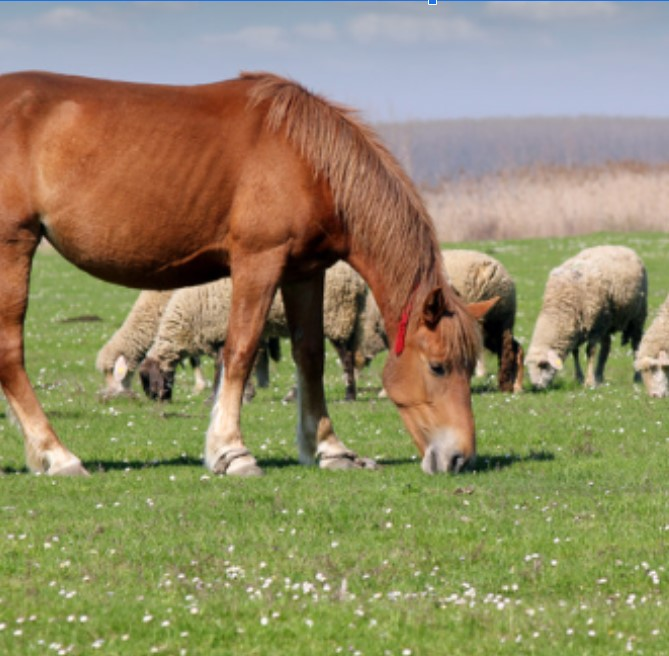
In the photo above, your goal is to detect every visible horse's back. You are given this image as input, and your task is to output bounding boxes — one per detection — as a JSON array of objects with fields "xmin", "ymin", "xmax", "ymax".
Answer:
[{"xmin": 0, "ymin": 72, "xmax": 336, "ymax": 289}]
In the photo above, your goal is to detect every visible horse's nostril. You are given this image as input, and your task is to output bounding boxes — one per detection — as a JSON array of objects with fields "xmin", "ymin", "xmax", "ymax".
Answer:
[{"xmin": 450, "ymin": 453, "xmax": 466, "ymax": 473}]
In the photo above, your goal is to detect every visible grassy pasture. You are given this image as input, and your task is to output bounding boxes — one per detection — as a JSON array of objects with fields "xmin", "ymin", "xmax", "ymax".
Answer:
[{"xmin": 1, "ymin": 232, "xmax": 668, "ymax": 655}]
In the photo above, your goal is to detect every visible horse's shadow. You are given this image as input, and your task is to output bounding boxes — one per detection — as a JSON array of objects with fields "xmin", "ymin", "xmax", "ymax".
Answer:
[
  {"xmin": 469, "ymin": 449, "xmax": 555, "ymax": 472},
  {"xmin": 1, "ymin": 451, "xmax": 554, "ymax": 476},
  {"xmin": 89, "ymin": 455, "xmax": 300, "ymax": 473},
  {"xmin": 377, "ymin": 449, "xmax": 555, "ymax": 474}
]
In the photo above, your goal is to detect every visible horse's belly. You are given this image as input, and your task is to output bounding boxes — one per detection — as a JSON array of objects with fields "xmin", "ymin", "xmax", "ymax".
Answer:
[{"xmin": 41, "ymin": 212, "xmax": 230, "ymax": 290}]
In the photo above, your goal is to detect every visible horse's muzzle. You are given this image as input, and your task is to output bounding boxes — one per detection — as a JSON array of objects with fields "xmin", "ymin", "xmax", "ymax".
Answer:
[{"xmin": 421, "ymin": 430, "xmax": 474, "ymax": 474}]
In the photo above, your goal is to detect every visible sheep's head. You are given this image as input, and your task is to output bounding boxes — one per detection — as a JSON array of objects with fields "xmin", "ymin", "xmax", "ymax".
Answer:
[
  {"xmin": 100, "ymin": 355, "xmax": 134, "ymax": 398},
  {"xmin": 635, "ymin": 351, "xmax": 669, "ymax": 398},
  {"xmin": 526, "ymin": 348, "xmax": 563, "ymax": 390},
  {"xmin": 138, "ymin": 358, "xmax": 174, "ymax": 401}
]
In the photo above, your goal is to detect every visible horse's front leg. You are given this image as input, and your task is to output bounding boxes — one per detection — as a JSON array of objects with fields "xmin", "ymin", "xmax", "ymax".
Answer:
[
  {"xmin": 204, "ymin": 265, "xmax": 279, "ymax": 477},
  {"xmin": 281, "ymin": 274, "xmax": 377, "ymax": 470},
  {"xmin": 0, "ymin": 239, "xmax": 87, "ymax": 475}
]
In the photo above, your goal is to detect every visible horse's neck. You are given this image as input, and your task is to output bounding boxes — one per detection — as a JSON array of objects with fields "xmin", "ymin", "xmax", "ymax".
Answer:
[{"xmin": 347, "ymin": 251, "xmax": 432, "ymax": 348}]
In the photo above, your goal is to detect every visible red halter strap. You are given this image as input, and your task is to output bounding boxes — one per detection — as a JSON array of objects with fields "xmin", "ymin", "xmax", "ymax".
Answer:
[{"xmin": 394, "ymin": 289, "xmax": 418, "ymax": 356}]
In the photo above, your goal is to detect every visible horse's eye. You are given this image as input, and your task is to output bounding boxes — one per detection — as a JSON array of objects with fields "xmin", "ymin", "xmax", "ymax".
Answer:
[
  {"xmin": 538, "ymin": 361, "xmax": 551, "ymax": 370},
  {"xmin": 429, "ymin": 362, "xmax": 447, "ymax": 377}
]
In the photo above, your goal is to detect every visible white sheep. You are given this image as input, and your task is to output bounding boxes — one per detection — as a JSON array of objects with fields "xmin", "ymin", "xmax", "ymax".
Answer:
[
  {"xmin": 634, "ymin": 292, "xmax": 669, "ymax": 397},
  {"xmin": 526, "ymin": 245, "xmax": 647, "ymax": 389},
  {"xmin": 138, "ymin": 261, "xmax": 369, "ymax": 401},
  {"xmin": 359, "ymin": 249, "xmax": 523, "ymax": 392},
  {"xmin": 94, "ymin": 290, "xmax": 208, "ymax": 397}
]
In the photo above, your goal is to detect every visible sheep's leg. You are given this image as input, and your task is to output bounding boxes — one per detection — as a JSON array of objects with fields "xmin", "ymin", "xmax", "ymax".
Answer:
[
  {"xmin": 281, "ymin": 274, "xmax": 376, "ymax": 470},
  {"xmin": 513, "ymin": 340, "xmax": 525, "ymax": 393},
  {"xmin": 585, "ymin": 340, "xmax": 599, "ymax": 387},
  {"xmin": 0, "ymin": 236, "xmax": 87, "ymax": 475},
  {"xmin": 204, "ymin": 262, "xmax": 282, "ymax": 477},
  {"xmin": 573, "ymin": 348, "xmax": 584, "ymax": 384},
  {"xmin": 189, "ymin": 355, "xmax": 207, "ymax": 393},
  {"xmin": 330, "ymin": 339, "xmax": 357, "ymax": 401},
  {"xmin": 629, "ymin": 323, "xmax": 644, "ymax": 384},
  {"xmin": 496, "ymin": 329, "xmax": 516, "ymax": 393},
  {"xmin": 255, "ymin": 340, "xmax": 270, "ymax": 389},
  {"xmin": 594, "ymin": 335, "xmax": 611, "ymax": 385},
  {"xmin": 267, "ymin": 336, "xmax": 282, "ymax": 362},
  {"xmin": 475, "ymin": 357, "xmax": 487, "ymax": 379}
]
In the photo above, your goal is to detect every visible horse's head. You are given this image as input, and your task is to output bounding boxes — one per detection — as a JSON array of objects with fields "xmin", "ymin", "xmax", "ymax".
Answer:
[
  {"xmin": 382, "ymin": 287, "xmax": 496, "ymax": 474},
  {"xmin": 138, "ymin": 358, "xmax": 174, "ymax": 401}
]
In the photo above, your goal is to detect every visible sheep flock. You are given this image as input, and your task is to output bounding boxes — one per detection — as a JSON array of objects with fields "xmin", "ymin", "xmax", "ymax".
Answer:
[{"xmin": 96, "ymin": 243, "xmax": 667, "ymax": 403}]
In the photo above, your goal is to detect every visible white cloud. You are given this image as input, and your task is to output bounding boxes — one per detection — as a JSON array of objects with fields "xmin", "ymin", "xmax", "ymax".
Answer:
[
  {"xmin": 202, "ymin": 25, "xmax": 291, "ymax": 52},
  {"xmin": 37, "ymin": 6, "xmax": 112, "ymax": 30},
  {"xmin": 202, "ymin": 21, "xmax": 338, "ymax": 52},
  {"xmin": 348, "ymin": 13, "xmax": 485, "ymax": 45},
  {"xmin": 132, "ymin": 1, "xmax": 197, "ymax": 10},
  {"xmin": 486, "ymin": 1, "xmax": 619, "ymax": 21},
  {"xmin": 293, "ymin": 22, "xmax": 338, "ymax": 42}
]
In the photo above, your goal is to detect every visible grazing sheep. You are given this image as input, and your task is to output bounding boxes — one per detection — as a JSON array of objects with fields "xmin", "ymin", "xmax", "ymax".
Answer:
[
  {"xmin": 358, "ymin": 249, "xmax": 523, "ymax": 392},
  {"xmin": 526, "ymin": 245, "xmax": 647, "ymax": 389},
  {"xmin": 442, "ymin": 249, "xmax": 524, "ymax": 392},
  {"xmin": 634, "ymin": 292, "xmax": 669, "ymax": 397},
  {"xmin": 139, "ymin": 261, "xmax": 368, "ymax": 401},
  {"xmin": 94, "ymin": 290, "xmax": 205, "ymax": 398}
]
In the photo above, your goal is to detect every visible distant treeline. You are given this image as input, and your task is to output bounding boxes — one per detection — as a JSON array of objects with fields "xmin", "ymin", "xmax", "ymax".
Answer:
[{"xmin": 376, "ymin": 117, "xmax": 669, "ymax": 186}]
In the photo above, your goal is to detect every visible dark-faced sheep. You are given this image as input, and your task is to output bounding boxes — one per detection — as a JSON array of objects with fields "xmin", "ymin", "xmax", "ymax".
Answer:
[
  {"xmin": 95, "ymin": 290, "xmax": 207, "ymax": 398},
  {"xmin": 138, "ymin": 261, "xmax": 369, "ymax": 401}
]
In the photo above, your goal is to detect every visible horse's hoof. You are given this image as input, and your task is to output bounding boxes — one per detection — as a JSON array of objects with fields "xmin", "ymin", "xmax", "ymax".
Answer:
[
  {"xmin": 211, "ymin": 448, "xmax": 263, "ymax": 477},
  {"xmin": 228, "ymin": 460, "xmax": 264, "ymax": 477},
  {"xmin": 48, "ymin": 458, "xmax": 90, "ymax": 477},
  {"xmin": 356, "ymin": 457, "xmax": 379, "ymax": 470},
  {"xmin": 318, "ymin": 451, "xmax": 379, "ymax": 471}
]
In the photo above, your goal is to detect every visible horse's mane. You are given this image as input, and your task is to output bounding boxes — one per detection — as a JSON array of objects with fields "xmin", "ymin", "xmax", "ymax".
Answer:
[{"xmin": 242, "ymin": 71, "xmax": 445, "ymax": 315}]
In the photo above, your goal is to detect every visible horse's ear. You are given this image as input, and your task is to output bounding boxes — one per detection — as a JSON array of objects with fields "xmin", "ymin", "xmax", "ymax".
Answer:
[
  {"xmin": 466, "ymin": 296, "xmax": 499, "ymax": 321},
  {"xmin": 422, "ymin": 287, "xmax": 448, "ymax": 328}
]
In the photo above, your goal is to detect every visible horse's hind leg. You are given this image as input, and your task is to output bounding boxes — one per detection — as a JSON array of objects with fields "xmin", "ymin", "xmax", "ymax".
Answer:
[
  {"xmin": 0, "ymin": 239, "xmax": 87, "ymax": 475},
  {"xmin": 281, "ymin": 275, "xmax": 376, "ymax": 470}
]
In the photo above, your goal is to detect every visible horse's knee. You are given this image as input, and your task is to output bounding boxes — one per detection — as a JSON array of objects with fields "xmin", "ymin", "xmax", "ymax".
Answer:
[{"xmin": 224, "ymin": 342, "xmax": 263, "ymax": 380}]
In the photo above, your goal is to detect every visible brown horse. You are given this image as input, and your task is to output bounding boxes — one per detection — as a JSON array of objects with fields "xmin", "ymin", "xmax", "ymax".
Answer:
[{"xmin": 0, "ymin": 70, "xmax": 493, "ymax": 477}]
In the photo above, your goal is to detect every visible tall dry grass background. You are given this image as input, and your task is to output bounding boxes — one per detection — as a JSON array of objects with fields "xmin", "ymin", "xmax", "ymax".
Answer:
[{"xmin": 423, "ymin": 162, "xmax": 669, "ymax": 242}]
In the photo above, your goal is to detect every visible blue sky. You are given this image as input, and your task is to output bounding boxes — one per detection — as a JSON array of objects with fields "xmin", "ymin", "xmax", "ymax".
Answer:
[{"xmin": 0, "ymin": 1, "xmax": 668, "ymax": 122}]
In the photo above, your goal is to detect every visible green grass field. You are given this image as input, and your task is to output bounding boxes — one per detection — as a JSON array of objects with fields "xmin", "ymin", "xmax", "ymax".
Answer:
[{"xmin": 1, "ymin": 232, "xmax": 668, "ymax": 655}]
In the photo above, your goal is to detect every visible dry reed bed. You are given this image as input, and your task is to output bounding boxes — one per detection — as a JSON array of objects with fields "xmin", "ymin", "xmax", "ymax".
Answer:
[{"xmin": 424, "ymin": 162, "xmax": 669, "ymax": 242}]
